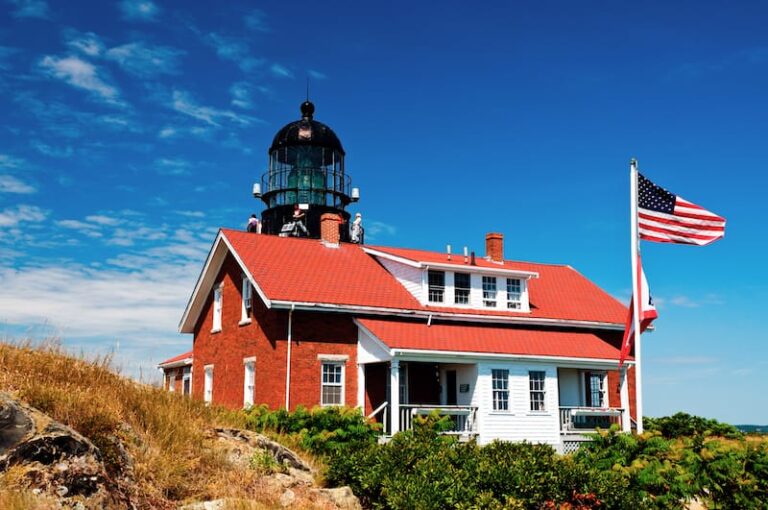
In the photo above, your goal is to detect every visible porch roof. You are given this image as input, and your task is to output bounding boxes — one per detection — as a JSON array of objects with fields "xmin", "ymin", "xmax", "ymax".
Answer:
[{"xmin": 357, "ymin": 318, "xmax": 630, "ymax": 361}]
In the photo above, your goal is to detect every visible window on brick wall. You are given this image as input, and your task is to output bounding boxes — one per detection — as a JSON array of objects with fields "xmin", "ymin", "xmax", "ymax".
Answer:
[
  {"xmin": 204, "ymin": 365, "xmax": 214, "ymax": 403},
  {"xmin": 243, "ymin": 358, "xmax": 255, "ymax": 408},
  {"xmin": 321, "ymin": 362, "xmax": 344, "ymax": 406},
  {"xmin": 529, "ymin": 371, "xmax": 546, "ymax": 411},
  {"xmin": 182, "ymin": 367, "xmax": 191, "ymax": 396},
  {"xmin": 212, "ymin": 285, "xmax": 223, "ymax": 332},
  {"xmin": 454, "ymin": 272, "xmax": 470, "ymax": 304},
  {"xmin": 241, "ymin": 275, "xmax": 252, "ymax": 323},
  {"xmin": 427, "ymin": 270, "xmax": 445, "ymax": 303},
  {"xmin": 166, "ymin": 370, "xmax": 175, "ymax": 392}
]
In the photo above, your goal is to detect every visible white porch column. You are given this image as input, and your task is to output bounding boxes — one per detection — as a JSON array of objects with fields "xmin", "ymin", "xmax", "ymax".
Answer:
[
  {"xmin": 620, "ymin": 366, "xmax": 631, "ymax": 432},
  {"xmin": 357, "ymin": 363, "xmax": 365, "ymax": 411},
  {"xmin": 390, "ymin": 359, "xmax": 400, "ymax": 435}
]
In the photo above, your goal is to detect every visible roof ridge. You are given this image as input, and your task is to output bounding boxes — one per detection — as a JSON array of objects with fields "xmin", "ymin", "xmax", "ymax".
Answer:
[{"xmin": 366, "ymin": 243, "xmax": 569, "ymax": 268}]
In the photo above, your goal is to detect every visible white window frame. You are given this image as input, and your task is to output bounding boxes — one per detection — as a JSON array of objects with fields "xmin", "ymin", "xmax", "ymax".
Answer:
[
  {"xmin": 204, "ymin": 364, "xmax": 214, "ymax": 403},
  {"xmin": 491, "ymin": 368, "xmax": 509, "ymax": 411},
  {"xmin": 453, "ymin": 272, "xmax": 471, "ymax": 305},
  {"xmin": 212, "ymin": 284, "xmax": 223, "ymax": 333},
  {"xmin": 240, "ymin": 275, "xmax": 252, "ymax": 324},
  {"xmin": 482, "ymin": 276, "xmax": 497, "ymax": 308},
  {"xmin": 529, "ymin": 370, "xmax": 546, "ymax": 411},
  {"xmin": 427, "ymin": 270, "xmax": 445, "ymax": 303},
  {"xmin": 507, "ymin": 278, "xmax": 522, "ymax": 310},
  {"xmin": 584, "ymin": 371, "xmax": 607, "ymax": 408},
  {"xmin": 320, "ymin": 361, "xmax": 345, "ymax": 407},
  {"xmin": 182, "ymin": 366, "xmax": 192, "ymax": 396},
  {"xmin": 243, "ymin": 357, "xmax": 256, "ymax": 408},
  {"xmin": 166, "ymin": 370, "xmax": 175, "ymax": 392}
]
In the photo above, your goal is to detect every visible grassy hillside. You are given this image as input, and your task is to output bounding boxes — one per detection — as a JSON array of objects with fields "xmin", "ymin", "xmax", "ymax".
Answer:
[{"xmin": 0, "ymin": 340, "xmax": 319, "ymax": 509}]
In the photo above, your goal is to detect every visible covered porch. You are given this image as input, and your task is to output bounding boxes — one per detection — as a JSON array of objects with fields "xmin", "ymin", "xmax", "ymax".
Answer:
[{"xmin": 360, "ymin": 360, "xmax": 479, "ymax": 438}]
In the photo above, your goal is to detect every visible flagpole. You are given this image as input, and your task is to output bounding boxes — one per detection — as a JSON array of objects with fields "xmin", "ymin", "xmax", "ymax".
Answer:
[{"xmin": 630, "ymin": 158, "xmax": 643, "ymax": 434}]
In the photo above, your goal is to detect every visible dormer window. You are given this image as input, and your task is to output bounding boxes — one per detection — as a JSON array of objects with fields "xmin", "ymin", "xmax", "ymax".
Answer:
[
  {"xmin": 454, "ymin": 272, "xmax": 470, "ymax": 304},
  {"xmin": 427, "ymin": 270, "xmax": 445, "ymax": 303},
  {"xmin": 507, "ymin": 278, "xmax": 522, "ymax": 309},
  {"xmin": 482, "ymin": 276, "xmax": 497, "ymax": 307}
]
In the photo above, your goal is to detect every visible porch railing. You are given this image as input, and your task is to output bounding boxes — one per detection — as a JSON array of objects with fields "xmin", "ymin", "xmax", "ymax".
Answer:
[
  {"xmin": 559, "ymin": 406, "xmax": 623, "ymax": 433},
  {"xmin": 399, "ymin": 404, "xmax": 478, "ymax": 436}
]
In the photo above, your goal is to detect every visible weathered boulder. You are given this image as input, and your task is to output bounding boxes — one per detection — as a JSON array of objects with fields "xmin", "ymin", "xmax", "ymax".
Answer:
[
  {"xmin": 214, "ymin": 427, "xmax": 312, "ymax": 472},
  {"xmin": 310, "ymin": 486, "xmax": 363, "ymax": 510},
  {"xmin": 0, "ymin": 392, "xmax": 114, "ymax": 503}
]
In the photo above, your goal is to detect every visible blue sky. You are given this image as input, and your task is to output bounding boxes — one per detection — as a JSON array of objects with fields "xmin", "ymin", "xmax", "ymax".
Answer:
[{"xmin": 1, "ymin": 0, "xmax": 766, "ymax": 422}]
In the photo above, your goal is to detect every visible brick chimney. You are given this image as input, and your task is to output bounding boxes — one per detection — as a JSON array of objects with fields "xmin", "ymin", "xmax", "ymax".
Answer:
[
  {"xmin": 320, "ymin": 213, "xmax": 342, "ymax": 245},
  {"xmin": 485, "ymin": 232, "xmax": 504, "ymax": 262}
]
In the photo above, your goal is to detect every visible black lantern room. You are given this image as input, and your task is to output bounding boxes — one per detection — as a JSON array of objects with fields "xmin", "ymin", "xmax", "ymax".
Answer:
[{"xmin": 256, "ymin": 101, "xmax": 358, "ymax": 240}]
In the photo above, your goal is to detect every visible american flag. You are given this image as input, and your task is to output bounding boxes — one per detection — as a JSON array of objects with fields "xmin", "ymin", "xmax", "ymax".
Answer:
[
  {"xmin": 619, "ymin": 255, "xmax": 658, "ymax": 368},
  {"xmin": 638, "ymin": 173, "xmax": 726, "ymax": 246}
]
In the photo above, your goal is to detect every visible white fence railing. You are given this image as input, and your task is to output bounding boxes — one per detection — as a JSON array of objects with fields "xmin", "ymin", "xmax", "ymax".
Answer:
[
  {"xmin": 559, "ymin": 406, "xmax": 623, "ymax": 432},
  {"xmin": 399, "ymin": 405, "xmax": 478, "ymax": 436}
]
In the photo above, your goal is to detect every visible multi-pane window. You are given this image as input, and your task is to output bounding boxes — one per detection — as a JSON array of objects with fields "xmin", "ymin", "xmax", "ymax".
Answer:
[
  {"xmin": 454, "ymin": 272, "xmax": 470, "ymax": 304},
  {"xmin": 241, "ymin": 275, "xmax": 252, "ymax": 322},
  {"xmin": 491, "ymin": 369, "xmax": 509, "ymax": 411},
  {"xmin": 482, "ymin": 276, "xmax": 497, "ymax": 307},
  {"xmin": 243, "ymin": 360, "xmax": 255, "ymax": 407},
  {"xmin": 204, "ymin": 365, "xmax": 214, "ymax": 403},
  {"xmin": 212, "ymin": 285, "xmax": 223, "ymax": 331},
  {"xmin": 585, "ymin": 372, "xmax": 605, "ymax": 407},
  {"xmin": 427, "ymin": 270, "xmax": 445, "ymax": 303},
  {"xmin": 507, "ymin": 278, "xmax": 522, "ymax": 309},
  {"xmin": 166, "ymin": 370, "xmax": 176, "ymax": 392},
  {"xmin": 182, "ymin": 366, "xmax": 191, "ymax": 396},
  {"xmin": 321, "ymin": 362, "xmax": 344, "ymax": 406},
  {"xmin": 529, "ymin": 371, "xmax": 546, "ymax": 411}
]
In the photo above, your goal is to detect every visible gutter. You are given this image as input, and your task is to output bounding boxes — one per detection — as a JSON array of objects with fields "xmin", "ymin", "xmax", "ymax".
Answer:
[{"xmin": 285, "ymin": 304, "xmax": 295, "ymax": 410}]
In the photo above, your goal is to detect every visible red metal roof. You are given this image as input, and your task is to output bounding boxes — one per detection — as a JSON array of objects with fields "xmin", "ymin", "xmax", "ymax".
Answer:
[
  {"xmin": 221, "ymin": 230, "xmax": 626, "ymax": 325},
  {"xmin": 158, "ymin": 350, "xmax": 193, "ymax": 367},
  {"xmin": 223, "ymin": 229, "xmax": 422, "ymax": 310},
  {"xmin": 358, "ymin": 318, "xmax": 629, "ymax": 361}
]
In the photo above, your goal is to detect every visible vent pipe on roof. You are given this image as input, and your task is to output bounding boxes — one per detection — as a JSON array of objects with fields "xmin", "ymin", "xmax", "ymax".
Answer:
[
  {"xmin": 446, "ymin": 244, "xmax": 451, "ymax": 261},
  {"xmin": 463, "ymin": 246, "xmax": 468, "ymax": 264},
  {"xmin": 470, "ymin": 251, "xmax": 476, "ymax": 266},
  {"xmin": 486, "ymin": 232, "xmax": 504, "ymax": 263}
]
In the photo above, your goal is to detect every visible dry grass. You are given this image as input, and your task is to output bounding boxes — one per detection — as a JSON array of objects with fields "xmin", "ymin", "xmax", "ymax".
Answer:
[{"xmin": 0, "ymin": 339, "xmax": 300, "ymax": 509}]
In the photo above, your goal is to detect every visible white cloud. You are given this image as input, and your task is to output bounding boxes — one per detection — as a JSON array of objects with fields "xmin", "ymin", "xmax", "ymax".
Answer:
[
  {"xmin": 8, "ymin": 0, "xmax": 49, "ymax": 19},
  {"xmin": 244, "ymin": 9, "xmax": 269, "ymax": 32},
  {"xmin": 154, "ymin": 157, "xmax": 191, "ymax": 175},
  {"xmin": 229, "ymin": 81, "xmax": 253, "ymax": 109},
  {"xmin": 367, "ymin": 220, "xmax": 398, "ymax": 239},
  {"xmin": 0, "ymin": 154, "xmax": 25, "ymax": 169},
  {"xmin": 118, "ymin": 0, "xmax": 159, "ymax": 22},
  {"xmin": 66, "ymin": 31, "xmax": 104, "ymax": 57},
  {"xmin": 0, "ymin": 204, "xmax": 47, "ymax": 227},
  {"xmin": 0, "ymin": 175, "xmax": 36, "ymax": 194},
  {"xmin": 175, "ymin": 210, "xmax": 205, "ymax": 218},
  {"xmin": 31, "ymin": 141, "xmax": 73, "ymax": 158},
  {"xmin": 39, "ymin": 55, "xmax": 121, "ymax": 105},
  {"xmin": 203, "ymin": 32, "xmax": 264, "ymax": 72},
  {"xmin": 308, "ymin": 69, "xmax": 327, "ymax": 80},
  {"xmin": 105, "ymin": 41, "xmax": 185, "ymax": 77},
  {"xmin": 270, "ymin": 63, "xmax": 294, "ymax": 79},
  {"xmin": 86, "ymin": 214, "xmax": 120, "ymax": 226},
  {"xmin": 171, "ymin": 90, "xmax": 255, "ymax": 127}
]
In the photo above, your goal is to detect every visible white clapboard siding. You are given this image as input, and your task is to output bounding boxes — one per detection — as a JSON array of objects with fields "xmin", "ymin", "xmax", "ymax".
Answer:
[
  {"xmin": 474, "ymin": 361, "xmax": 560, "ymax": 446},
  {"xmin": 378, "ymin": 258, "xmax": 423, "ymax": 301}
]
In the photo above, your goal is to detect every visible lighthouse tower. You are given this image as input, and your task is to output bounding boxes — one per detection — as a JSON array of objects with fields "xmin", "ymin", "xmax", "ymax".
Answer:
[{"xmin": 254, "ymin": 101, "xmax": 358, "ymax": 241}]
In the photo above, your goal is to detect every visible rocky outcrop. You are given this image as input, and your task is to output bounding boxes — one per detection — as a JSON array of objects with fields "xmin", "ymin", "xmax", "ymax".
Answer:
[{"xmin": 0, "ymin": 392, "xmax": 124, "ymax": 507}]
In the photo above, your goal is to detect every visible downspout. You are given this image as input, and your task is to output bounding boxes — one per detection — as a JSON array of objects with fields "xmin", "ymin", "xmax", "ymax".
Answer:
[{"xmin": 285, "ymin": 304, "xmax": 295, "ymax": 409}]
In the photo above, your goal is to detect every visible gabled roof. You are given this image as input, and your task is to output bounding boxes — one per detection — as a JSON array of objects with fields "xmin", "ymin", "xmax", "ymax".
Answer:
[
  {"xmin": 357, "ymin": 318, "xmax": 629, "ymax": 362},
  {"xmin": 179, "ymin": 230, "xmax": 627, "ymax": 333},
  {"xmin": 158, "ymin": 350, "xmax": 193, "ymax": 369}
]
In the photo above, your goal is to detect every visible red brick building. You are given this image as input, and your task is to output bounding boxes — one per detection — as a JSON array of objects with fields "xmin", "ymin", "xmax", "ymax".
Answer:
[{"xmin": 160, "ymin": 102, "xmax": 637, "ymax": 452}]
